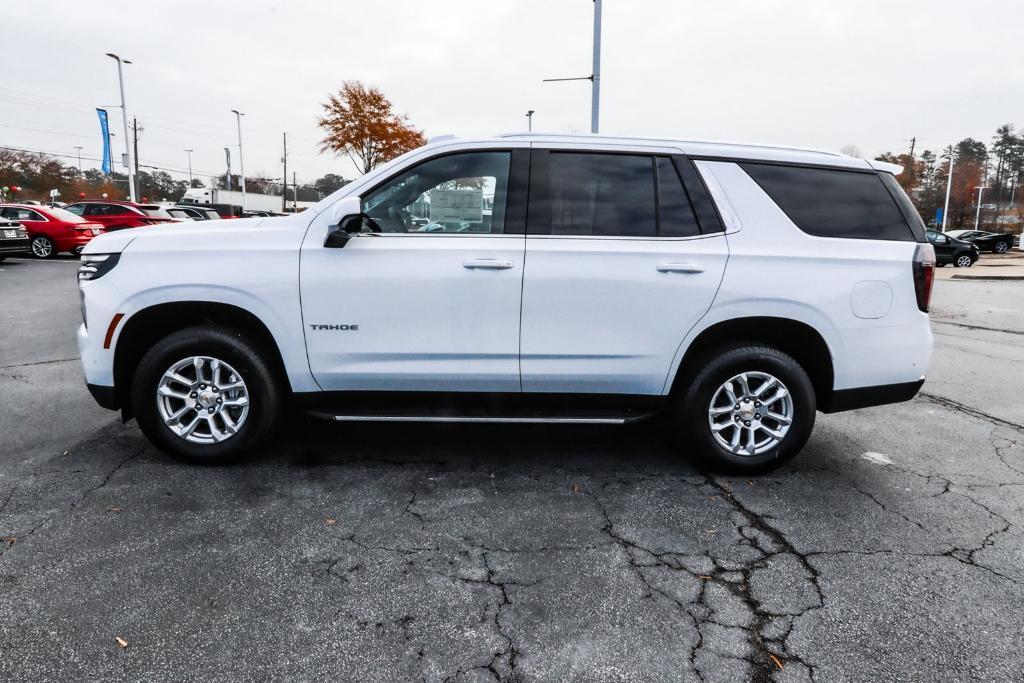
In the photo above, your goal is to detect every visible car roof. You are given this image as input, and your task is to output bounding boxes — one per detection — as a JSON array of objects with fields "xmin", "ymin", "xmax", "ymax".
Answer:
[
  {"xmin": 421, "ymin": 133, "xmax": 890, "ymax": 173},
  {"xmin": 1, "ymin": 203, "xmax": 51, "ymax": 210}
]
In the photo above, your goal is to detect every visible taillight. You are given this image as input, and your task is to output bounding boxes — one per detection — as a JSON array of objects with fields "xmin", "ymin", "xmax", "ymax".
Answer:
[{"xmin": 912, "ymin": 243, "xmax": 935, "ymax": 313}]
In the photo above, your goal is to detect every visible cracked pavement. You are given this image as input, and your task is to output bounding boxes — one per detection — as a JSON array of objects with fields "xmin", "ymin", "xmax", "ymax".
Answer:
[{"xmin": 1, "ymin": 257, "xmax": 1023, "ymax": 681}]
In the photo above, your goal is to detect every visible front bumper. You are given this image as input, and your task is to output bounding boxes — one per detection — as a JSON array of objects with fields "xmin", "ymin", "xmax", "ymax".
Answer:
[{"xmin": 86, "ymin": 382, "xmax": 119, "ymax": 411}]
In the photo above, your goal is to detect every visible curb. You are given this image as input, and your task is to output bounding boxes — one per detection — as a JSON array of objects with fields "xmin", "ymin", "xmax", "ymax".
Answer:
[{"xmin": 950, "ymin": 275, "xmax": 1024, "ymax": 281}]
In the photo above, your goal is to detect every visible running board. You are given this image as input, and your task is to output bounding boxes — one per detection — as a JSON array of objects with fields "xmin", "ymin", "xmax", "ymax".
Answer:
[{"xmin": 304, "ymin": 410, "xmax": 655, "ymax": 425}]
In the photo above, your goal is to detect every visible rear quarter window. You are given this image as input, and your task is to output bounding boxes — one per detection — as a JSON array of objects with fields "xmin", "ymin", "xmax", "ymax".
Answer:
[{"xmin": 741, "ymin": 163, "xmax": 916, "ymax": 242}]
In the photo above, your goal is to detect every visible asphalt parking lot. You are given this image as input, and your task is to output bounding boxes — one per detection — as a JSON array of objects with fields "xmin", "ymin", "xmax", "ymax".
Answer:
[{"xmin": 1, "ymin": 255, "xmax": 1023, "ymax": 682}]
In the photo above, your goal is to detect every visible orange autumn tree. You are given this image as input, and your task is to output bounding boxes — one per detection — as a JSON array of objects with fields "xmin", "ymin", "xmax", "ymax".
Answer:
[{"xmin": 317, "ymin": 81, "xmax": 426, "ymax": 175}]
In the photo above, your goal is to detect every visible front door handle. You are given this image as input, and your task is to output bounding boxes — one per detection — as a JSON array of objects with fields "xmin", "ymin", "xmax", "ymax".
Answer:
[
  {"xmin": 463, "ymin": 259, "xmax": 514, "ymax": 270},
  {"xmin": 657, "ymin": 263, "xmax": 705, "ymax": 274}
]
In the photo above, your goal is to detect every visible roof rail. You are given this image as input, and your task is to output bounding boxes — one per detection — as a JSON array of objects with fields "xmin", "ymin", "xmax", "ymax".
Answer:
[
  {"xmin": 427, "ymin": 134, "xmax": 459, "ymax": 144},
  {"xmin": 494, "ymin": 132, "xmax": 843, "ymax": 158}
]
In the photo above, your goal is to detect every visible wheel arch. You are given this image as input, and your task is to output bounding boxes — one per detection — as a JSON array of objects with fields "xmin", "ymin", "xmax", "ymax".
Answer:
[
  {"xmin": 112, "ymin": 301, "xmax": 290, "ymax": 419},
  {"xmin": 668, "ymin": 316, "xmax": 836, "ymax": 410}
]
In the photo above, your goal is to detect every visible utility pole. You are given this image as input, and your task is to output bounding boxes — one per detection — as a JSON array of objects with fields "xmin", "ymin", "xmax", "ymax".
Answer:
[
  {"xmin": 105, "ymin": 53, "xmax": 136, "ymax": 202},
  {"xmin": 293, "ymin": 171, "xmax": 297, "ymax": 212},
  {"xmin": 281, "ymin": 132, "xmax": 288, "ymax": 212},
  {"xmin": 73, "ymin": 146, "xmax": 83, "ymax": 173},
  {"xmin": 941, "ymin": 147, "xmax": 955, "ymax": 232},
  {"xmin": 132, "ymin": 117, "xmax": 140, "ymax": 179},
  {"xmin": 231, "ymin": 110, "xmax": 246, "ymax": 211},
  {"xmin": 591, "ymin": 0, "xmax": 602, "ymax": 134},
  {"xmin": 908, "ymin": 137, "xmax": 916, "ymax": 161},
  {"xmin": 526, "ymin": 110, "xmax": 534, "ymax": 131},
  {"xmin": 184, "ymin": 149, "xmax": 194, "ymax": 186}
]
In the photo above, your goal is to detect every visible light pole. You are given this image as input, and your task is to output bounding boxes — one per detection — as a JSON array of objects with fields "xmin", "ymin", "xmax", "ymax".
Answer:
[
  {"xmin": 542, "ymin": 0, "xmax": 603, "ymax": 134},
  {"xmin": 591, "ymin": 0, "xmax": 602, "ymax": 134},
  {"xmin": 105, "ymin": 53, "xmax": 136, "ymax": 202},
  {"xmin": 231, "ymin": 109, "xmax": 246, "ymax": 210},
  {"xmin": 184, "ymin": 149, "xmax": 194, "ymax": 186},
  {"xmin": 526, "ymin": 110, "xmax": 535, "ymax": 131},
  {"xmin": 941, "ymin": 148, "xmax": 955, "ymax": 232},
  {"xmin": 974, "ymin": 185, "xmax": 989, "ymax": 230},
  {"xmin": 73, "ymin": 146, "xmax": 83, "ymax": 173}
]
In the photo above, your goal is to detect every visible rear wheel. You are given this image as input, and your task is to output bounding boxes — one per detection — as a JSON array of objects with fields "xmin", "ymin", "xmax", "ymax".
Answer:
[
  {"xmin": 667, "ymin": 345, "xmax": 816, "ymax": 473},
  {"xmin": 30, "ymin": 235, "xmax": 56, "ymax": 259},
  {"xmin": 131, "ymin": 325, "xmax": 283, "ymax": 464}
]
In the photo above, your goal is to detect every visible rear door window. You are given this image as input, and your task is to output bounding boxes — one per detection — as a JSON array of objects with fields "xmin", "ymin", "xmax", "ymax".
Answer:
[
  {"xmin": 547, "ymin": 152, "xmax": 657, "ymax": 237},
  {"xmin": 742, "ymin": 163, "xmax": 916, "ymax": 241}
]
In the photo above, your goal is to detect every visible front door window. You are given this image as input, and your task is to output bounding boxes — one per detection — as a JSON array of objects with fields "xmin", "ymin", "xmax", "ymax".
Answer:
[{"xmin": 362, "ymin": 152, "xmax": 510, "ymax": 234}]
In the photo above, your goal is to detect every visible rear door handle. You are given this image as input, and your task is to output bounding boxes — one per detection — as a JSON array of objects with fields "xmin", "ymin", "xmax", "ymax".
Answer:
[
  {"xmin": 657, "ymin": 263, "xmax": 705, "ymax": 274},
  {"xmin": 463, "ymin": 259, "xmax": 514, "ymax": 270}
]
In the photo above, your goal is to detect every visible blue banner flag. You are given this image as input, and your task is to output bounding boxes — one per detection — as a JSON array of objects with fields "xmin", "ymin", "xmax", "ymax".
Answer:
[{"xmin": 96, "ymin": 108, "xmax": 111, "ymax": 174}]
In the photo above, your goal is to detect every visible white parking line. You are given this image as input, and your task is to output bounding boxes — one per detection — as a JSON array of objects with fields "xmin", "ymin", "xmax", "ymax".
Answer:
[
  {"xmin": 3, "ymin": 258, "xmax": 77, "ymax": 264},
  {"xmin": 860, "ymin": 451, "xmax": 893, "ymax": 465}
]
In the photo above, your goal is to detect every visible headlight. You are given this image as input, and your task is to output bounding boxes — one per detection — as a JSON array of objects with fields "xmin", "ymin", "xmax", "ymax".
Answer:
[{"xmin": 78, "ymin": 252, "xmax": 121, "ymax": 281}]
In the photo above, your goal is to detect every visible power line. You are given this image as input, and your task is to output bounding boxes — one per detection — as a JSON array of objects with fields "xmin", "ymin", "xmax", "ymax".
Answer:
[
  {"xmin": 0, "ymin": 144, "xmax": 221, "ymax": 178},
  {"xmin": 0, "ymin": 143, "xmax": 316, "ymax": 185},
  {"xmin": 0, "ymin": 123, "xmax": 93, "ymax": 138}
]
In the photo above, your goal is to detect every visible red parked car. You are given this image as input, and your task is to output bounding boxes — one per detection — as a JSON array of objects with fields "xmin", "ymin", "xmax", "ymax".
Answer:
[
  {"xmin": 63, "ymin": 200, "xmax": 175, "ymax": 232},
  {"xmin": 0, "ymin": 204, "xmax": 106, "ymax": 259}
]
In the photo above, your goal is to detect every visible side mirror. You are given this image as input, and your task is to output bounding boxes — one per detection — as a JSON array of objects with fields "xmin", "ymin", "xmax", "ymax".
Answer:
[
  {"xmin": 324, "ymin": 213, "xmax": 373, "ymax": 248},
  {"xmin": 324, "ymin": 196, "xmax": 365, "ymax": 248}
]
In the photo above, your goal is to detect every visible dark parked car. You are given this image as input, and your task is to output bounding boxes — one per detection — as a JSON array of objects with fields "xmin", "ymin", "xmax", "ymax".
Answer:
[
  {"xmin": 0, "ymin": 218, "xmax": 30, "ymax": 260},
  {"xmin": 170, "ymin": 205, "xmax": 221, "ymax": 221},
  {"xmin": 926, "ymin": 230, "xmax": 980, "ymax": 267},
  {"xmin": 946, "ymin": 229, "xmax": 1015, "ymax": 254}
]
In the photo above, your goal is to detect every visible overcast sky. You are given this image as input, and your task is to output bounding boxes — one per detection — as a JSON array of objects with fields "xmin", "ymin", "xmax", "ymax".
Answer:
[{"xmin": 4, "ymin": 0, "xmax": 1022, "ymax": 187}]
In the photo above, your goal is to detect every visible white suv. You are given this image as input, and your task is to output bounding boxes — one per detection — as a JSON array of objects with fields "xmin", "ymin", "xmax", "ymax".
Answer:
[{"xmin": 77, "ymin": 134, "xmax": 935, "ymax": 473}]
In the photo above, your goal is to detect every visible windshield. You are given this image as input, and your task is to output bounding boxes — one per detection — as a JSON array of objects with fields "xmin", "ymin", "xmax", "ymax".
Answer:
[{"xmin": 45, "ymin": 207, "xmax": 86, "ymax": 223}]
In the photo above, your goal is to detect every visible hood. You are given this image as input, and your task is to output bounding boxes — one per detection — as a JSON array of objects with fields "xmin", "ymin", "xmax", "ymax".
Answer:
[{"xmin": 82, "ymin": 216, "xmax": 268, "ymax": 255}]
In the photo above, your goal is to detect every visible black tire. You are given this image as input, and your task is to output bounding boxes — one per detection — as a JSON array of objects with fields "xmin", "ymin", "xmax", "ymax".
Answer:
[
  {"xmin": 667, "ymin": 345, "xmax": 816, "ymax": 474},
  {"xmin": 954, "ymin": 253, "xmax": 973, "ymax": 268},
  {"xmin": 30, "ymin": 235, "xmax": 57, "ymax": 259},
  {"xmin": 131, "ymin": 325, "xmax": 284, "ymax": 464},
  {"xmin": 994, "ymin": 241, "xmax": 1009, "ymax": 254}
]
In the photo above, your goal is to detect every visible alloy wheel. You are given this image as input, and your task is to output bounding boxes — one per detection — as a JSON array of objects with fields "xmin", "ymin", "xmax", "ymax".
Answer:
[
  {"xmin": 956, "ymin": 255, "xmax": 972, "ymax": 268},
  {"xmin": 156, "ymin": 356, "xmax": 250, "ymax": 444},
  {"xmin": 995, "ymin": 242, "xmax": 1008, "ymax": 254},
  {"xmin": 708, "ymin": 371, "xmax": 793, "ymax": 456},
  {"xmin": 31, "ymin": 236, "xmax": 53, "ymax": 258}
]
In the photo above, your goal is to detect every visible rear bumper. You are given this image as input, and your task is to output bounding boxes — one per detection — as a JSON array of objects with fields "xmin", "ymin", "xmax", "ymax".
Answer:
[
  {"xmin": 0, "ymin": 238, "xmax": 31, "ymax": 255},
  {"xmin": 821, "ymin": 378, "xmax": 925, "ymax": 413},
  {"xmin": 57, "ymin": 232, "xmax": 99, "ymax": 251}
]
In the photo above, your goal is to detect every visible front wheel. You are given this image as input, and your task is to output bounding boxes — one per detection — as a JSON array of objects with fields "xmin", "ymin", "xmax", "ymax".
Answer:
[
  {"xmin": 667, "ymin": 345, "xmax": 816, "ymax": 473},
  {"xmin": 954, "ymin": 254, "xmax": 973, "ymax": 268},
  {"xmin": 994, "ymin": 241, "xmax": 1009, "ymax": 254},
  {"xmin": 131, "ymin": 325, "xmax": 283, "ymax": 464},
  {"xmin": 30, "ymin": 235, "xmax": 56, "ymax": 259}
]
